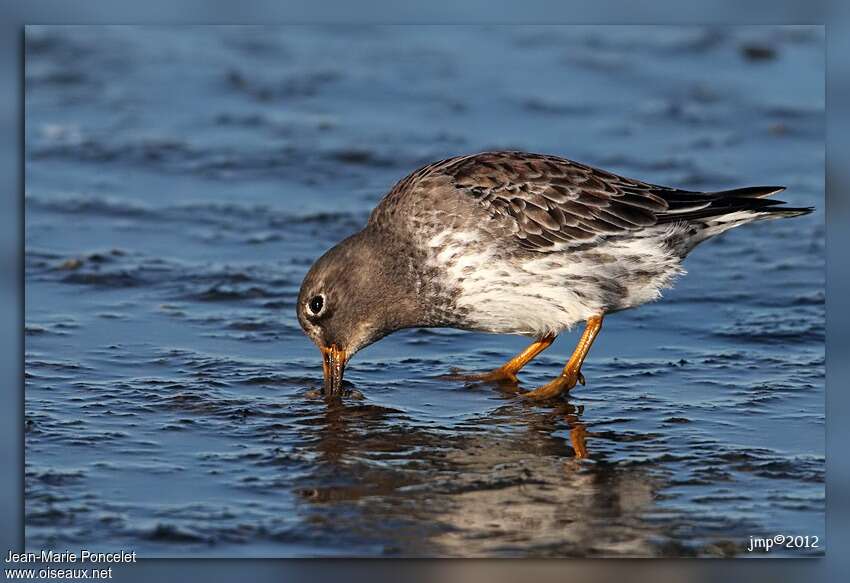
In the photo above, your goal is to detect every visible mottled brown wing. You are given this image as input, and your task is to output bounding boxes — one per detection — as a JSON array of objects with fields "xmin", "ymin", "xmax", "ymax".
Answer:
[
  {"xmin": 377, "ymin": 151, "xmax": 792, "ymax": 252},
  {"xmin": 437, "ymin": 151, "xmax": 678, "ymax": 251}
]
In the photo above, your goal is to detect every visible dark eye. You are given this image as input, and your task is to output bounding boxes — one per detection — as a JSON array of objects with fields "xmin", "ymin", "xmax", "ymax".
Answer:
[{"xmin": 308, "ymin": 295, "xmax": 324, "ymax": 316}]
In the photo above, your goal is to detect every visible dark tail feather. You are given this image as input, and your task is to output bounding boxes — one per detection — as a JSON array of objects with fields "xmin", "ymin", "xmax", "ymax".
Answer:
[
  {"xmin": 657, "ymin": 185, "xmax": 814, "ymax": 223},
  {"xmin": 714, "ymin": 186, "xmax": 813, "ymax": 218},
  {"xmin": 663, "ymin": 185, "xmax": 813, "ymax": 255}
]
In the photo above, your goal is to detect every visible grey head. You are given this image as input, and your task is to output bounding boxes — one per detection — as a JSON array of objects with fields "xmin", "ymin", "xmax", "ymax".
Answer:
[{"xmin": 296, "ymin": 229, "xmax": 422, "ymax": 396}]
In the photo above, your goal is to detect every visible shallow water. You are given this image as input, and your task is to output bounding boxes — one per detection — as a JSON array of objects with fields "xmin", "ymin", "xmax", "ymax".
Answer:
[{"xmin": 25, "ymin": 25, "xmax": 824, "ymax": 557}]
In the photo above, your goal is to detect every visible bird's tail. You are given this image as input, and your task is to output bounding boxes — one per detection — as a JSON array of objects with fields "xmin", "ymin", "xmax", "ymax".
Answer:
[{"xmin": 670, "ymin": 186, "xmax": 813, "ymax": 253}]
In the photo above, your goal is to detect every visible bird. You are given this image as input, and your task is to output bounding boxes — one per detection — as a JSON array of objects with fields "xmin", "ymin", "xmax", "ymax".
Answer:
[{"xmin": 296, "ymin": 151, "xmax": 812, "ymax": 399}]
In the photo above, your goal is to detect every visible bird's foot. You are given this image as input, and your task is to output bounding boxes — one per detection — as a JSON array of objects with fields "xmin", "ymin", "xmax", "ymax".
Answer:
[
  {"xmin": 521, "ymin": 368, "xmax": 585, "ymax": 401},
  {"xmin": 441, "ymin": 366, "xmax": 519, "ymax": 385}
]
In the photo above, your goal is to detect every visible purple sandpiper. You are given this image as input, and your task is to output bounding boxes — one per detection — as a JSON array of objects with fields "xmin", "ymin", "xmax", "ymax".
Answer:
[{"xmin": 296, "ymin": 151, "xmax": 812, "ymax": 398}]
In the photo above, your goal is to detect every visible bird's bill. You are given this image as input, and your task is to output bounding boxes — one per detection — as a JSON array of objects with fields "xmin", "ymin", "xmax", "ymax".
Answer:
[{"xmin": 320, "ymin": 344, "xmax": 347, "ymax": 396}]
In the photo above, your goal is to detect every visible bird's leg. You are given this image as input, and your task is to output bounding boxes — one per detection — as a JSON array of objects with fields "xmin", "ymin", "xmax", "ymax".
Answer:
[
  {"xmin": 522, "ymin": 315, "xmax": 604, "ymax": 401},
  {"xmin": 448, "ymin": 333, "xmax": 556, "ymax": 384}
]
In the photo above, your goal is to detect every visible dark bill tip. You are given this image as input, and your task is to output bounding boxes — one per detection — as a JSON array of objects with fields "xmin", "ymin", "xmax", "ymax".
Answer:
[{"xmin": 320, "ymin": 344, "xmax": 347, "ymax": 396}]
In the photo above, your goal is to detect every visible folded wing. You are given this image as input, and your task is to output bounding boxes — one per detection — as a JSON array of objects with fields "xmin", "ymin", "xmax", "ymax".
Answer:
[{"xmin": 429, "ymin": 151, "xmax": 793, "ymax": 251}]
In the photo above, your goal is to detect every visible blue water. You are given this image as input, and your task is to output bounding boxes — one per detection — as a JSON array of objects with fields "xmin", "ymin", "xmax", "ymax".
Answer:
[{"xmin": 25, "ymin": 25, "xmax": 824, "ymax": 557}]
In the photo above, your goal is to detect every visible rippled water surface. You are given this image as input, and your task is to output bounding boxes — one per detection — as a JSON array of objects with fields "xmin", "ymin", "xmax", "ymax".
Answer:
[{"xmin": 25, "ymin": 25, "xmax": 824, "ymax": 557}]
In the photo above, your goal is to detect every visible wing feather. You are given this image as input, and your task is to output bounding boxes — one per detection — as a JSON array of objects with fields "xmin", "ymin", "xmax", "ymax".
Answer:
[
  {"xmin": 375, "ymin": 151, "xmax": 794, "ymax": 252},
  {"xmin": 439, "ymin": 152, "xmax": 676, "ymax": 250}
]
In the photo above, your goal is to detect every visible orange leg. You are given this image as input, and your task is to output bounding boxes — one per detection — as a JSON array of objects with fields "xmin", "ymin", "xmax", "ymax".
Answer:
[
  {"xmin": 450, "ymin": 333, "xmax": 556, "ymax": 384},
  {"xmin": 522, "ymin": 315, "xmax": 604, "ymax": 401}
]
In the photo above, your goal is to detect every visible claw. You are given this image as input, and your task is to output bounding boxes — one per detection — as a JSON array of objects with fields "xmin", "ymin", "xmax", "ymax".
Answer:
[{"xmin": 577, "ymin": 371, "xmax": 585, "ymax": 386}]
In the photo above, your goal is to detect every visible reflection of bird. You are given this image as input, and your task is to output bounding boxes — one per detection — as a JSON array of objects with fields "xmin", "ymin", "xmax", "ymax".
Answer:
[{"xmin": 297, "ymin": 151, "xmax": 812, "ymax": 398}]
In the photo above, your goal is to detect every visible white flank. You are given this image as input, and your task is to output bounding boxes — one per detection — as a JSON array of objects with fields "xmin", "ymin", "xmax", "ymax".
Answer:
[{"xmin": 425, "ymin": 227, "xmax": 688, "ymax": 337}]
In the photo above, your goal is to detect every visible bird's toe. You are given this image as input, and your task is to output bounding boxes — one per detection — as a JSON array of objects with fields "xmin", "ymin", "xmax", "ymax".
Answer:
[
  {"xmin": 521, "ymin": 369, "xmax": 583, "ymax": 401},
  {"xmin": 441, "ymin": 367, "xmax": 519, "ymax": 385}
]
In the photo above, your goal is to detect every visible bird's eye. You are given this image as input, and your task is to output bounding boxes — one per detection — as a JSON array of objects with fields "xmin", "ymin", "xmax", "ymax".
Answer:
[{"xmin": 308, "ymin": 294, "xmax": 324, "ymax": 316}]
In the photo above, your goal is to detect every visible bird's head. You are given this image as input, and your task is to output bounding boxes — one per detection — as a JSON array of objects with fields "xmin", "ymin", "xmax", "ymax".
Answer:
[{"xmin": 296, "ymin": 231, "xmax": 416, "ymax": 396}]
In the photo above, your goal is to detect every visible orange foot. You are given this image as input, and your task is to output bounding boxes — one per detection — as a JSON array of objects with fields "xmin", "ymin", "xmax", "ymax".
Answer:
[
  {"xmin": 442, "ymin": 367, "xmax": 519, "ymax": 384},
  {"xmin": 521, "ymin": 368, "xmax": 586, "ymax": 401}
]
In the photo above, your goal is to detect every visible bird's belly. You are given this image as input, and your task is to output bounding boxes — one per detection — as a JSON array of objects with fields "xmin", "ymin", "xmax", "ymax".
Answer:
[
  {"xmin": 450, "ymin": 263, "xmax": 602, "ymax": 337},
  {"xmin": 427, "ymin": 229, "xmax": 685, "ymax": 337}
]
